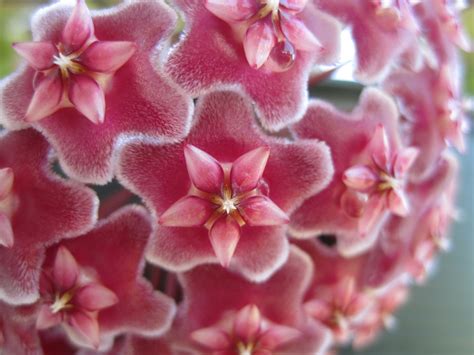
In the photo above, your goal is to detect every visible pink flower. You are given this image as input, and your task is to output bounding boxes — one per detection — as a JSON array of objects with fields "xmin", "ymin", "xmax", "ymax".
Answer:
[
  {"xmin": 165, "ymin": 0, "xmax": 341, "ymax": 130},
  {"xmin": 0, "ymin": 130, "xmax": 98, "ymax": 305},
  {"xmin": 289, "ymin": 88, "xmax": 412, "ymax": 256},
  {"xmin": 159, "ymin": 144, "xmax": 289, "ymax": 267},
  {"xmin": 384, "ymin": 65, "xmax": 470, "ymax": 180},
  {"xmin": 342, "ymin": 124, "xmax": 419, "ymax": 225},
  {"xmin": 37, "ymin": 246, "xmax": 118, "ymax": 349},
  {"xmin": 12, "ymin": 0, "xmax": 136, "ymax": 124},
  {"xmin": 413, "ymin": 0, "xmax": 471, "ymax": 66},
  {"xmin": 362, "ymin": 154, "xmax": 457, "ymax": 288},
  {"xmin": 191, "ymin": 304, "xmax": 301, "ymax": 355},
  {"xmin": 206, "ymin": 0, "xmax": 321, "ymax": 71},
  {"xmin": 173, "ymin": 246, "xmax": 331, "ymax": 354},
  {"xmin": 117, "ymin": 90, "xmax": 333, "ymax": 281},
  {"xmin": 314, "ymin": 0, "xmax": 421, "ymax": 82},
  {"xmin": 1, "ymin": 0, "xmax": 192, "ymax": 183},
  {"xmin": 352, "ymin": 282, "xmax": 409, "ymax": 349},
  {"xmin": 37, "ymin": 206, "xmax": 176, "ymax": 350}
]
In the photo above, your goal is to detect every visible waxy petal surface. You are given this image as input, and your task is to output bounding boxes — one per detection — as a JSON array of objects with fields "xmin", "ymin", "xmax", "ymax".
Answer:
[
  {"xmin": 61, "ymin": 0, "xmax": 93, "ymax": 53},
  {"xmin": 209, "ymin": 216, "xmax": 241, "ymax": 267},
  {"xmin": 118, "ymin": 90, "xmax": 333, "ymax": 281},
  {"xmin": 244, "ymin": 21, "xmax": 276, "ymax": 69},
  {"xmin": 68, "ymin": 74, "xmax": 105, "ymax": 124},
  {"xmin": 49, "ymin": 206, "xmax": 176, "ymax": 350},
  {"xmin": 0, "ymin": 1, "xmax": 192, "ymax": 184},
  {"xmin": 184, "ymin": 145, "xmax": 224, "ymax": 194},
  {"xmin": 12, "ymin": 42, "xmax": 56, "ymax": 71},
  {"xmin": 205, "ymin": 0, "xmax": 258, "ymax": 22},
  {"xmin": 24, "ymin": 73, "xmax": 62, "ymax": 123},
  {"xmin": 165, "ymin": 1, "xmax": 341, "ymax": 130},
  {"xmin": 53, "ymin": 246, "xmax": 79, "ymax": 292},
  {"xmin": 290, "ymin": 88, "xmax": 402, "ymax": 257},
  {"xmin": 79, "ymin": 41, "xmax": 137, "ymax": 73},
  {"xmin": 231, "ymin": 146, "xmax": 270, "ymax": 193},
  {"xmin": 239, "ymin": 196, "xmax": 289, "ymax": 226},
  {"xmin": 160, "ymin": 196, "xmax": 214, "ymax": 227}
]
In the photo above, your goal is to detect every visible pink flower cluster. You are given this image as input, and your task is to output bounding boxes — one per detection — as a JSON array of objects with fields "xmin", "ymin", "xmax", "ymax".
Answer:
[{"xmin": 0, "ymin": 0, "xmax": 470, "ymax": 354}]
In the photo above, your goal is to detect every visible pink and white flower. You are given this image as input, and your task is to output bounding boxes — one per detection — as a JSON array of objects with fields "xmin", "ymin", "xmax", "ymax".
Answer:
[
  {"xmin": 165, "ymin": 0, "xmax": 341, "ymax": 130},
  {"xmin": 1, "ymin": 0, "xmax": 192, "ymax": 183},
  {"xmin": 117, "ymin": 90, "xmax": 333, "ymax": 281}
]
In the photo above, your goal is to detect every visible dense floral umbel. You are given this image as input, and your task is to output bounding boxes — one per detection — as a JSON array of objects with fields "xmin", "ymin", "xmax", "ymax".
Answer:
[{"xmin": 0, "ymin": 0, "xmax": 469, "ymax": 354}]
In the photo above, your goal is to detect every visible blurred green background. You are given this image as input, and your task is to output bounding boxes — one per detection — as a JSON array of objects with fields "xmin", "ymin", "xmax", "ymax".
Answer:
[{"xmin": 0, "ymin": 1, "xmax": 472, "ymax": 355}]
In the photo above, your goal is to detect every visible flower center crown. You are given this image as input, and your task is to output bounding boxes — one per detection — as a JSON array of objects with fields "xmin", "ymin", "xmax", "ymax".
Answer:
[{"xmin": 160, "ymin": 145, "xmax": 289, "ymax": 267}]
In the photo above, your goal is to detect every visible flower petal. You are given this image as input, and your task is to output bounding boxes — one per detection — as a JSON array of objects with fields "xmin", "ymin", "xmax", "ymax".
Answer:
[
  {"xmin": 209, "ymin": 216, "xmax": 241, "ymax": 267},
  {"xmin": 36, "ymin": 304, "xmax": 62, "ymax": 330},
  {"xmin": 12, "ymin": 42, "xmax": 56, "ymax": 71},
  {"xmin": 79, "ymin": 41, "xmax": 137, "ymax": 73},
  {"xmin": 280, "ymin": 0, "xmax": 308, "ymax": 12},
  {"xmin": 234, "ymin": 304, "xmax": 261, "ymax": 342},
  {"xmin": 68, "ymin": 74, "xmax": 105, "ymax": 124},
  {"xmin": 159, "ymin": 196, "xmax": 214, "ymax": 227},
  {"xmin": 0, "ymin": 167, "xmax": 14, "ymax": 200},
  {"xmin": 239, "ymin": 196, "xmax": 289, "ymax": 226},
  {"xmin": 61, "ymin": 0, "xmax": 94, "ymax": 53},
  {"xmin": 0, "ymin": 214, "xmax": 14, "ymax": 248},
  {"xmin": 205, "ymin": 0, "xmax": 257, "ymax": 22},
  {"xmin": 243, "ymin": 21, "xmax": 276, "ymax": 69},
  {"xmin": 191, "ymin": 326, "xmax": 231, "ymax": 350},
  {"xmin": 343, "ymin": 165, "xmax": 378, "ymax": 191},
  {"xmin": 370, "ymin": 125, "xmax": 391, "ymax": 171},
  {"xmin": 258, "ymin": 325, "xmax": 301, "ymax": 350},
  {"xmin": 69, "ymin": 311, "xmax": 100, "ymax": 349},
  {"xmin": 393, "ymin": 147, "xmax": 419, "ymax": 178},
  {"xmin": 25, "ymin": 73, "xmax": 63, "ymax": 123},
  {"xmin": 231, "ymin": 146, "xmax": 270, "ymax": 193},
  {"xmin": 53, "ymin": 246, "xmax": 79, "ymax": 292},
  {"xmin": 184, "ymin": 145, "xmax": 224, "ymax": 194},
  {"xmin": 74, "ymin": 283, "xmax": 118, "ymax": 312},
  {"xmin": 281, "ymin": 16, "xmax": 320, "ymax": 51},
  {"xmin": 387, "ymin": 189, "xmax": 409, "ymax": 216}
]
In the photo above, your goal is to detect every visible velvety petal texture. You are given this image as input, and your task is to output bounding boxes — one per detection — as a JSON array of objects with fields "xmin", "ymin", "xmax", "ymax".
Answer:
[
  {"xmin": 40, "ymin": 206, "xmax": 176, "ymax": 351},
  {"xmin": 118, "ymin": 90, "xmax": 333, "ymax": 281},
  {"xmin": 0, "ymin": 130, "xmax": 98, "ymax": 305},
  {"xmin": 0, "ymin": 0, "xmax": 192, "ymax": 184},
  {"xmin": 314, "ymin": 0, "xmax": 421, "ymax": 82},
  {"xmin": 172, "ymin": 246, "xmax": 331, "ymax": 354},
  {"xmin": 165, "ymin": 0, "xmax": 341, "ymax": 130},
  {"xmin": 289, "ymin": 88, "xmax": 410, "ymax": 257}
]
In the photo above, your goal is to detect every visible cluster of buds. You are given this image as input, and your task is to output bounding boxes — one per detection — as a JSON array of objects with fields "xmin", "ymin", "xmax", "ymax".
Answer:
[{"xmin": 0, "ymin": 0, "xmax": 470, "ymax": 354}]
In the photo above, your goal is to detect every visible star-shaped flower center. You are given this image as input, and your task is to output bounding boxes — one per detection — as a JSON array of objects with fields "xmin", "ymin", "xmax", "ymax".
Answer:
[
  {"xmin": 160, "ymin": 145, "xmax": 289, "ymax": 266},
  {"xmin": 12, "ymin": 0, "xmax": 136, "ymax": 124},
  {"xmin": 37, "ymin": 246, "xmax": 118, "ymax": 348},
  {"xmin": 205, "ymin": 0, "xmax": 320, "ymax": 71},
  {"xmin": 341, "ymin": 125, "xmax": 418, "ymax": 234},
  {"xmin": 191, "ymin": 304, "xmax": 301, "ymax": 354}
]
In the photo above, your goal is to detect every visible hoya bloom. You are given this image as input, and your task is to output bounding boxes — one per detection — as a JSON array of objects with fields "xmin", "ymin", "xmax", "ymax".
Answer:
[
  {"xmin": 165, "ymin": 0, "xmax": 341, "ymax": 130},
  {"xmin": 173, "ymin": 247, "xmax": 331, "ymax": 354},
  {"xmin": 352, "ymin": 282, "xmax": 409, "ymax": 349},
  {"xmin": 11, "ymin": 0, "xmax": 136, "ymax": 124},
  {"xmin": 361, "ymin": 154, "xmax": 457, "ymax": 289},
  {"xmin": 1, "ymin": 0, "xmax": 192, "ymax": 183},
  {"xmin": 190, "ymin": 304, "xmax": 301, "ymax": 354},
  {"xmin": 117, "ymin": 90, "xmax": 333, "ymax": 281},
  {"xmin": 297, "ymin": 240, "xmax": 371, "ymax": 344},
  {"xmin": 314, "ymin": 0, "xmax": 422, "ymax": 82},
  {"xmin": 37, "ymin": 246, "xmax": 118, "ymax": 349},
  {"xmin": 413, "ymin": 0, "xmax": 471, "ymax": 67},
  {"xmin": 289, "ymin": 88, "xmax": 412, "ymax": 256},
  {"xmin": 0, "ymin": 129, "xmax": 98, "ymax": 305},
  {"xmin": 384, "ymin": 64, "xmax": 470, "ymax": 179},
  {"xmin": 37, "ymin": 206, "xmax": 176, "ymax": 350}
]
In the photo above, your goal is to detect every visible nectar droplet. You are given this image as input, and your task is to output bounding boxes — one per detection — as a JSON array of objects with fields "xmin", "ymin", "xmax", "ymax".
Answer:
[{"xmin": 266, "ymin": 40, "xmax": 296, "ymax": 72}]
